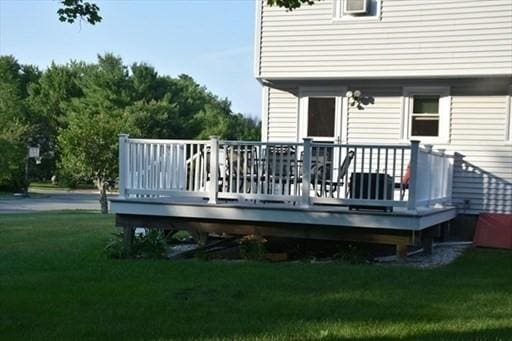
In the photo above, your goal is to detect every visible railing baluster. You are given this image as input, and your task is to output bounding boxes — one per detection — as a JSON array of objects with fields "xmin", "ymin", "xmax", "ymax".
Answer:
[
  {"xmin": 400, "ymin": 147, "xmax": 405, "ymax": 200},
  {"xmin": 368, "ymin": 147, "xmax": 373, "ymax": 200},
  {"xmin": 376, "ymin": 148, "xmax": 381, "ymax": 200},
  {"xmin": 384, "ymin": 147, "xmax": 389, "ymax": 201},
  {"xmin": 286, "ymin": 146, "xmax": 291, "ymax": 196},
  {"xmin": 351, "ymin": 147, "xmax": 357, "ymax": 199},
  {"xmin": 271, "ymin": 146, "xmax": 277, "ymax": 194},
  {"xmin": 244, "ymin": 145, "xmax": 248, "ymax": 194},
  {"xmin": 313, "ymin": 146, "xmax": 319, "ymax": 196},
  {"xmin": 359, "ymin": 147, "xmax": 365, "ymax": 199},
  {"xmin": 321, "ymin": 146, "xmax": 327, "ymax": 198},
  {"xmin": 336, "ymin": 145, "xmax": 342, "ymax": 199}
]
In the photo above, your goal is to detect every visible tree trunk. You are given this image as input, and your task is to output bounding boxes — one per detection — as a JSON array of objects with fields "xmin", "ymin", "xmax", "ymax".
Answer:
[{"xmin": 98, "ymin": 180, "xmax": 109, "ymax": 214}]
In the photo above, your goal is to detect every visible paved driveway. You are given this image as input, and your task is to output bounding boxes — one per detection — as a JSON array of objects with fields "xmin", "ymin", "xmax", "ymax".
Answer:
[{"xmin": 0, "ymin": 190, "xmax": 112, "ymax": 213}]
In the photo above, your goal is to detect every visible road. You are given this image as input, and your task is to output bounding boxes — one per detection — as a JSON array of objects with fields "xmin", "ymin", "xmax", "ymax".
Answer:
[{"xmin": 0, "ymin": 190, "xmax": 111, "ymax": 213}]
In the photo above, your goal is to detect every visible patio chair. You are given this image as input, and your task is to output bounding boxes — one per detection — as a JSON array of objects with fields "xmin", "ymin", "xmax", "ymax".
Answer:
[{"xmin": 299, "ymin": 149, "xmax": 355, "ymax": 197}]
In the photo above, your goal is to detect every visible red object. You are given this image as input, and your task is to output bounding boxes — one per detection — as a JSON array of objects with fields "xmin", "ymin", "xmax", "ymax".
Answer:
[
  {"xmin": 402, "ymin": 164, "xmax": 411, "ymax": 188},
  {"xmin": 473, "ymin": 213, "xmax": 512, "ymax": 249}
]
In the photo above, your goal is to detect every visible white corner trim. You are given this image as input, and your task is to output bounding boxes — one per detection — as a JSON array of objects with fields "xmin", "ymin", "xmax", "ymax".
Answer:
[
  {"xmin": 401, "ymin": 86, "xmax": 451, "ymax": 145},
  {"xmin": 505, "ymin": 85, "xmax": 512, "ymax": 144},
  {"xmin": 253, "ymin": 0, "xmax": 263, "ymax": 78},
  {"xmin": 260, "ymin": 86, "xmax": 269, "ymax": 142}
]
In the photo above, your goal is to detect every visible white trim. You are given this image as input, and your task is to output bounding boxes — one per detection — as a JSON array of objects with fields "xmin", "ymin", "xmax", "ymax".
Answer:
[
  {"xmin": 253, "ymin": 0, "xmax": 263, "ymax": 78},
  {"xmin": 505, "ymin": 85, "xmax": 512, "ymax": 144},
  {"xmin": 261, "ymin": 86, "xmax": 269, "ymax": 142},
  {"xmin": 401, "ymin": 86, "xmax": 451, "ymax": 145},
  {"xmin": 298, "ymin": 86, "xmax": 347, "ymax": 143}
]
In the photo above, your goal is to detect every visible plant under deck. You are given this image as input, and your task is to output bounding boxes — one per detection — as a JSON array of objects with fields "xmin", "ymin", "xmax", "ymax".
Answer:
[{"xmin": 1, "ymin": 212, "xmax": 511, "ymax": 340}]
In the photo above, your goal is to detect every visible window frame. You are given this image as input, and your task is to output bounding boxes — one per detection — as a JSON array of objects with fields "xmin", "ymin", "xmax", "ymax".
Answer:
[
  {"xmin": 298, "ymin": 86, "xmax": 347, "ymax": 143},
  {"xmin": 401, "ymin": 86, "xmax": 451, "ymax": 145},
  {"xmin": 333, "ymin": 0, "xmax": 382, "ymax": 21}
]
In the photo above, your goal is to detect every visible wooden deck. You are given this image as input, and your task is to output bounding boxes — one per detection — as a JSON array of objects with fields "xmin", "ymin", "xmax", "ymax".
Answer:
[
  {"xmin": 112, "ymin": 135, "xmax": 457, "ymax": 257},
  {"xmin": 111, "ymin": 196, "xmax": 456, "ymax": 231}
]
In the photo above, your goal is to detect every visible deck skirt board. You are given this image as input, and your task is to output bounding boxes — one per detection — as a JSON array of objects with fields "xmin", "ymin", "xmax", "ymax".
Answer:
[{"xmin": 110, "ymin": 197, "xmax": 456, "ymax": 231}]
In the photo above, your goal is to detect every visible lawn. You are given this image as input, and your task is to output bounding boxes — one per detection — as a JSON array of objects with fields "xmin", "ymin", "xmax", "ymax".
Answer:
[{"xmin": 1, "ymin": 212, "xmax": 511, "ymax": 340}]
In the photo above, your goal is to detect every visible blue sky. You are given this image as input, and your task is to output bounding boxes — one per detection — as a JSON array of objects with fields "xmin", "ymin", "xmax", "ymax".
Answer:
[{"xmin": 0, "ymin": 0, "xmax": 261, "ymax": 118}]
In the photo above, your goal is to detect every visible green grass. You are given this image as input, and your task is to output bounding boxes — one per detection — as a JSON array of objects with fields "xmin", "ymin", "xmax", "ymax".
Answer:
[{"xmin": 1, "ymin": 212, "xmax": 511, "ymax": 340}]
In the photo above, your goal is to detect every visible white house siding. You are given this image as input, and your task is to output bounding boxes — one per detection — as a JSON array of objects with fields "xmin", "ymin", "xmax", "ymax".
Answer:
[
  {"xmin": 265, "ymin": 86, "xmax": 299, "ymax": 141},
  {"xmin": 263, "ymin": 79, "xmax": 512, "ymax": 214},
  {"xmin": 257, "ymin": 0, "xmax": 512, "ymax": 79}
]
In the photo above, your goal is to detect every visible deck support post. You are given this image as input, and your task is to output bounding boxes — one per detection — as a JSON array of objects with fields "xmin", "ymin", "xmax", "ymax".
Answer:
[
  {"xmin": 407, "ymin": 140, "xmax": 420, "ymax": 211},
  {"xmin": 123, "ymin": 226, "xmax": 134, "ymax": 256},
  {"xmin": 396, "ymin": 243, "xmax": 408, "ymax": 260},
  {"xmin": 208, "ymin": 136, "xmax": 219, "ymax": 204},
  {"xmin": 421, "ymin": 229, "xmax": 434, "ymax": 255},
  {"xmin": 301, "ymin": 138, "xmax": 312, "ymax": 208},
  {"xmin": 118, "ymin": 133, "xmax": 129, "ymax": 198}
]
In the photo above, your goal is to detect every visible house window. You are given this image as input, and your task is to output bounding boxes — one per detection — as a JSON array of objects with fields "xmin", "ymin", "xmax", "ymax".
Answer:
[
  {"xmin": 334, "ymin": 0, "xmax": 380, "ymax": 19},
  {"xmin": 402, "ymin": 87, "xmax": 450, "ymax": 144},
  {"xmin": 307, "ymin": 97, "xmax": 336, "ymax": 137},
  {"xmin": 411, "ymin": 96, "xmax": 440, "ymax": 137}
]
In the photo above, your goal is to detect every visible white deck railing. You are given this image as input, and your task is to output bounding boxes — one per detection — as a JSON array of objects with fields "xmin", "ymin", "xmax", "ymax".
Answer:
[{"xmin": 118, "ymin": 134, "xmax": 453, "ymax": 210}]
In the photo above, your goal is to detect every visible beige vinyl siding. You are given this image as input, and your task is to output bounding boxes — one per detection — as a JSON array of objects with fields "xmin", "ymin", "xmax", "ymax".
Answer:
[
  {"xmin": 265, "ymin": 87, "xmax": 299, "ymax": 141},
  {"xmin": 264, "ymin": 79, "xmax": 512, "ymax": 214},
  {"xmin": 257, "ymin": 0, "xmax": 512, "ymax": 79}
]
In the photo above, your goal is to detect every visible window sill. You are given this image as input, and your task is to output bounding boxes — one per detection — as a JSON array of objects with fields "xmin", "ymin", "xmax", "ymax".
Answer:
[
  {"xmin": 332, "ymin": 16, "xmax": 381, "ymax": 23},
  {"xmin": 402, "ymin": 138, "xmax": 450, "ymax": 146}
]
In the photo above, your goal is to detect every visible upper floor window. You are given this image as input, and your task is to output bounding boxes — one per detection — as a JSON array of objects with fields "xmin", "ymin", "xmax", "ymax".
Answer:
[{"xmin": 334, "ymin": 0, "xmax": 381, "ymax": 19}]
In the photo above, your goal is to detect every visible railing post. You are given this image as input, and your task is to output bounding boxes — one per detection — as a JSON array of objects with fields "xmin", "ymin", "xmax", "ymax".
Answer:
[
  {"xmin": 407, "ymin": 140, "xmax": 420, "ymax": 210},
  {"xmin": 208, "ymin": 136, "xmax": 219, "ymax": 204},
  {"xmin": 424, "ymin": 144, "xmax": 433, "ymax": 206},
  {"xmin": 301, "ymin": 138, "xmax": 312, "ymax": 208},
  {"xmin": 118, "ymin": 133, "xmax": 129, "ymax": 198},
  {"xmin": 438, "ymin": 148, "xmax": 446, "ymax": 203}
]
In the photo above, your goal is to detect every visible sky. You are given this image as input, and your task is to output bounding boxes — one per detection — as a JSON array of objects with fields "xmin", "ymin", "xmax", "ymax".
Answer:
[{"xmin": 0, "ymin": 0, "xmax": 261, "ymax": 118}]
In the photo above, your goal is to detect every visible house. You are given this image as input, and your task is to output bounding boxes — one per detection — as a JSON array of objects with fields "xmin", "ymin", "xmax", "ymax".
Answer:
[
  {"xmin": 111, "ymin": 0, "xmax": 512, "ymax": 256},
  {"xmin": 256, "ymin": 0, "xmax": 512, "ymax": 215}
]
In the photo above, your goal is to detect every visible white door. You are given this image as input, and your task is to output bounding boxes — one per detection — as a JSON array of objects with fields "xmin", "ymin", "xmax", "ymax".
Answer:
[{"xmin": 299, "ymin": 87, "xmax": 346, "ymax": 182}]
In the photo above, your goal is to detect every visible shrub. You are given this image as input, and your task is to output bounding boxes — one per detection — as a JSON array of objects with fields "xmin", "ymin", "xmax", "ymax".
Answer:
[{"xmin": 104, "ymin": 229, "xmax": 168, "ymax": 259}]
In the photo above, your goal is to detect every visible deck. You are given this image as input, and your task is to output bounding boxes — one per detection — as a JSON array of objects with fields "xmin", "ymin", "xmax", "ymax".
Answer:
[{"xmin": 111, "ymin": 135, "xmax": 456, "ymax": 255}]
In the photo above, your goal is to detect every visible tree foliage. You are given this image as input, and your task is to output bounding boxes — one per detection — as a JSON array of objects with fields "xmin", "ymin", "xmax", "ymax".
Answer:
[
  {"xmin": 266, "ymin": 0, "xmax": 316, "ymax": 11},
  {"xmin": 0, "ymin": 54, "xmax": 260, "ymax": 211},
  {"xmin": 56, "ymin": 0, "xmax": 316, "ymax": 25},
  {"xmin": 57, "ymin": 0, "xmax": 102, "ymax": 25}
]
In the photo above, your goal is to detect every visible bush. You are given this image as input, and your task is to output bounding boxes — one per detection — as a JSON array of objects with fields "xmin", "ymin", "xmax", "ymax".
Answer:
[
  {"xmin": 239, "ymin": 235, "xmax": 267, "ymax": 261},
  {"xmin": 104, "ymin": 229, "xmax": 168, "ymax": 259}
]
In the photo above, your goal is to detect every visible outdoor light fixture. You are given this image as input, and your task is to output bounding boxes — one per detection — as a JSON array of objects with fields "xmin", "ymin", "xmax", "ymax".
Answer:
[{"xmin": 347, "ymin": 89, "xmax": 363, "ymax": 106}]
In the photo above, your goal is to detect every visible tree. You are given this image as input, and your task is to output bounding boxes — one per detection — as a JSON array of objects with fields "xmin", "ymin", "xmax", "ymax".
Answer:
[
  {"xmin": 2, "ymin": 53, "xmax": 260, "ymax": 210},
  {"xmin": 58, "ymin": 54, "xmax": 133, "ymax": 213},
  {"xmin": 27, "ymin": 62, "xmax": 84, "ymax": 180},
  {"xmin": 0, "ymin": 56, "xmax": 39, "ymax": 191},
  {"xmin": 56, "ymin": 0, "xmax": 315, "ymax": 25}
]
